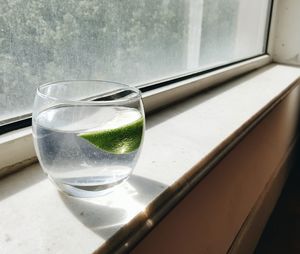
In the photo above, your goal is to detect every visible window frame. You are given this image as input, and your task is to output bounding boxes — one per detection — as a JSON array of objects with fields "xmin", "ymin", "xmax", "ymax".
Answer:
[
  {"xmin": 0, "ymin": 54, "xmax": 272, "ymax": 175},
  {"xmin": 0, "ymin": 0, "xmax": 274, "ymax": 135},
  {"xmin": 0, "ymin": 0, "xmax": 274, "ymax": 175}
]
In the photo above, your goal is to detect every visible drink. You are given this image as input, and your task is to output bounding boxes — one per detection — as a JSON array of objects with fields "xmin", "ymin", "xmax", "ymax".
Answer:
[
  {"xmin": 33, "ymin": 105, "xmax": 144, "ymax": 197},
  {"xmin": 32, "ymin": 80, "xmax": 144, "ymax": 197}
]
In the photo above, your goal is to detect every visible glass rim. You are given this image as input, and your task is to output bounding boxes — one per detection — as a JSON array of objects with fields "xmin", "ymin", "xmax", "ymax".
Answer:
[{"xmin": 36, "ymin": 80, "xmax": 142, "ymax": 105}]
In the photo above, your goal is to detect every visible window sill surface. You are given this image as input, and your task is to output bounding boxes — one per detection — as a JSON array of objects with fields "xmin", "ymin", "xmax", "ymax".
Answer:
[{"xmin": 1, "ymin": 64, "xmax": 300, "ymax": 254}]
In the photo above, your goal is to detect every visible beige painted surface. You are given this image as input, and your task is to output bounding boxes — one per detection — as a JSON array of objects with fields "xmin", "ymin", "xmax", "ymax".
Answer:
[
  {"xmin": 132, "ymin": 86, "xmax": 300, "ymax": 254},
  {"xmin": 228, "ymin": 140, "xmax": 293, "ymax": 254}
]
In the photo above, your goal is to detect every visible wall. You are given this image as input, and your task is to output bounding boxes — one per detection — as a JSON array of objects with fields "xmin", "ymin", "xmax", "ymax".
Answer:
[
  {"xmin": 132, "ymin": 85, "xmax": 300, "ymax": 254},
  {"xmin": 270, "ymin": 0, "xmax": 300, "ymax": 65}
]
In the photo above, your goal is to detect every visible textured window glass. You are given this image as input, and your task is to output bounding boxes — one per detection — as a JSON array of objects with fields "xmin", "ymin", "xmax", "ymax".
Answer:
[{"xmin": 0, "ymin": 0, "xmax": 270, "ymax": 122}]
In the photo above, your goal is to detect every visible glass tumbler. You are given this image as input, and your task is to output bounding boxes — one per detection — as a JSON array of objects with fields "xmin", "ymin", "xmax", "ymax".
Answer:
[{"xmin": 32, "ymin": 81, "xmax": 145, "ymax": 198}]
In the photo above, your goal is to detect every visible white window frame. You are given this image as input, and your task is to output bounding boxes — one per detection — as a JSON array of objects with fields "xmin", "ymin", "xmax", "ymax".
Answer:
[{"xmin": 0, "ymin": 0, "xmax": 276, "ymax": 176}]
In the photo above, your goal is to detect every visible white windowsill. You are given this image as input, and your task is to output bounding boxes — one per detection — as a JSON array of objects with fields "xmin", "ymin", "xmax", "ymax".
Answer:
[{"xmin": 1, "ymin": 63, "xmax": 300, "ymax": 254}]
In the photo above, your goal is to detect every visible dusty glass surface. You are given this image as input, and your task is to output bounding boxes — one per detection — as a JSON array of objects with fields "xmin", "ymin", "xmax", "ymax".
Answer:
[{"xmin": 0, "ymin": 0, "xmax": 270, "ymax": 122}]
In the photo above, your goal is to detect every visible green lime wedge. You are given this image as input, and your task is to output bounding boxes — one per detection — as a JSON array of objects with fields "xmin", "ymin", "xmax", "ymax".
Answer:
[{"xmin": 79, "ymin": 118, "xmax": 144, "ymax": 154}]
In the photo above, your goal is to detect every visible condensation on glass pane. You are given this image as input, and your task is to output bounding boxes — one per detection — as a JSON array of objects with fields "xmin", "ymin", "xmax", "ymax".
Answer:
[
  {"xmin": 199, "ymin": 0, "xmax": 269, "ymax": 67},
  {"xmin": 0, "ymin": 0, "xmax": 270, "ymax": 122}
]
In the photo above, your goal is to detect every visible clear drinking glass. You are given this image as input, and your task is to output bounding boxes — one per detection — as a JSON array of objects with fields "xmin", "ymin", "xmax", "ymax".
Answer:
[{"xmin": 32, "ymin": 81, "xmax": 145, "ymax": 198}]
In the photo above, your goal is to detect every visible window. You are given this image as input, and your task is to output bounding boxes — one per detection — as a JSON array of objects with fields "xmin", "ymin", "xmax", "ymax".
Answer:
[{"xmin": 0, "ymin": 0, "xmax": 271, "ymax": 126}]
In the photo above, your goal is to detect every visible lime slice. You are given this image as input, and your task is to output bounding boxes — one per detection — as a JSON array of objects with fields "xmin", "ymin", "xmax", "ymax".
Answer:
[{"xmin": 79, "ymin": 118, "xmax": 144, "ymax": 154}]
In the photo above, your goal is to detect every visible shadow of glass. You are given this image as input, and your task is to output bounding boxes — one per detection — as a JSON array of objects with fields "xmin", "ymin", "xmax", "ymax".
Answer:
[
  {"xmin": 0, "ymin": 164, "xmax": 46, "ymax": 201},
  {"xmin": 60, "ymin": 174, "xmax": 167, "ymax": 239}
]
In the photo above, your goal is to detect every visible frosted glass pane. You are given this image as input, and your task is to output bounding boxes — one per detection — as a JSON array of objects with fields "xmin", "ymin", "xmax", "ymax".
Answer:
[{"xmin": 0, "ymin": 0, "xmax": 270, "ymax": 122}]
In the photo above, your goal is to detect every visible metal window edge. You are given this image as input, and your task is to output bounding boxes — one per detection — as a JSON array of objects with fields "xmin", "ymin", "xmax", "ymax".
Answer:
[
  {"xmin": 142, "ymin": 55, "xmax": 272, "ymax": 114},
  {"xmin": 0, "ymin": 55, "xmax": 272, "ymax": 177}
]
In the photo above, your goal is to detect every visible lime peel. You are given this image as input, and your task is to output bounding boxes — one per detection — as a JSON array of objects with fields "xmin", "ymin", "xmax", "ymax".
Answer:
[{"xmin": 78, "ymin": 118, "xmax": 144, "ymax": 154}]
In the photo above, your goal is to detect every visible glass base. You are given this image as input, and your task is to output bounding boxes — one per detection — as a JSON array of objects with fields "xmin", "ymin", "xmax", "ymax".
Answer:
[{"xmin": 53, "ymin": 177, "xmax": 129, "ymax": 198}]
